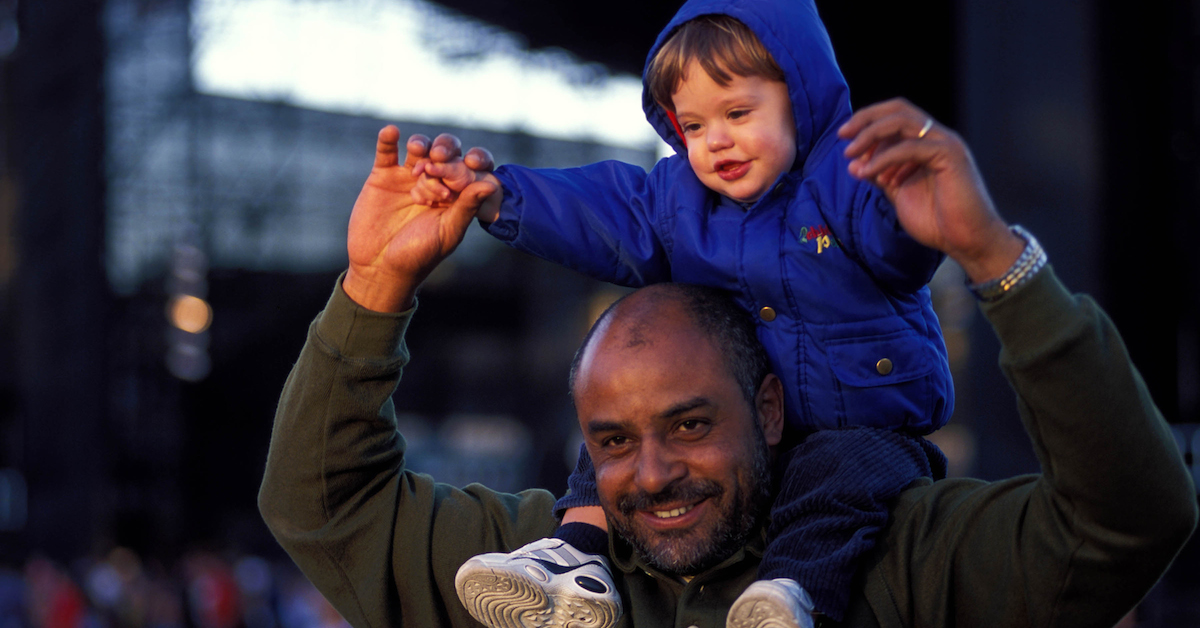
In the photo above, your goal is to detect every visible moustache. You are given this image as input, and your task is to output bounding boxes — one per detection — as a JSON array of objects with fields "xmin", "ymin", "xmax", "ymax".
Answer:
[{"xmin": 616, "ymin": 479, "xmax": 724, "ymax": 515}]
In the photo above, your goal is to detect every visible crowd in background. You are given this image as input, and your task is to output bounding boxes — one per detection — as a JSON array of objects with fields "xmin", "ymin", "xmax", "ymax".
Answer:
[{"xmin": 0, "ymin": 549, "xmax": 346, "ymax": 628}]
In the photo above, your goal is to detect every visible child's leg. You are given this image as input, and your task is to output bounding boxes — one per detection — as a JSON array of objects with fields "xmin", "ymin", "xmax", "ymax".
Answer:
[
  {"xmin": 455, "ymin": 443, "xmax": 621, "ymax": 628},
  {"xmin": 757, "ymin": 428, "xmax": 946, "ymax": 621},
  {"xmin": 558, "ymin": 507, "xmax": 609, "ymax": 554},
  {"xmin": 554, "ymin": 444, "xmax": 610, "ymax": 555},
  {"xmin": 562, "ymin": 506, "xmax": 608, "ymax": 527}
]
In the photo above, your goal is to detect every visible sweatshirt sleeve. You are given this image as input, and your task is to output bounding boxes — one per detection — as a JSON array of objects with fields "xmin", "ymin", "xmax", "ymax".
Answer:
[
  {"xmin": 258, "ymin": 276, "xmax": 559, "ymax": 628},
  {"xmin": 484, "ymin": 160, "xmax": 673, "ymax": 287},
  {"xmin": 859, "ymin": 266, "xmax": 1197, "ymax": 628}
]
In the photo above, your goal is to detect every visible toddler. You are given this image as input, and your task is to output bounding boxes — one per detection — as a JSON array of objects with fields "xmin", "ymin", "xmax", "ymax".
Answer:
[{"xmin": 422, "ymin": 2, "xmax": 952, "ymax": 627}]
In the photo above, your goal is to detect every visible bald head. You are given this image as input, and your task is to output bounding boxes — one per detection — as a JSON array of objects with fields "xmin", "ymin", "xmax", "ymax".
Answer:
[
  {"xmin": 569, "ymin": 284, "xmax": 771, "ymax": 410},
  {"xmin": 569, "ymin": 284, "xmax": 783, "ymax": 576}
]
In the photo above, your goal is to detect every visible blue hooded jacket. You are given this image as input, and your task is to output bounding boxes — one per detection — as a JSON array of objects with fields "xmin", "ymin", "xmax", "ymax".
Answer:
[{"xmin": 485, "ymin": 0, "xmax": 953, "ymax": 434}]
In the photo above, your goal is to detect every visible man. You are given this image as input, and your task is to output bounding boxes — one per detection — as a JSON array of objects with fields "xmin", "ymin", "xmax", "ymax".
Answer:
[{"xmin": 258, "ymin": 99, "xmax": 1197, "ymax": 628}]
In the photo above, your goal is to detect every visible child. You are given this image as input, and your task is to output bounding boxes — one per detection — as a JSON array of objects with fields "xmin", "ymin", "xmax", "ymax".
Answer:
[{"xmin": 423, "ymin": 1, "xmax": 952, "ymax": 627}]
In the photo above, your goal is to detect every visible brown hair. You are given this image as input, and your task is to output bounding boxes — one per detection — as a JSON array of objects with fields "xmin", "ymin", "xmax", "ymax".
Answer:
[{"xmin": 646, "ymin": 15, "xmax": 785, "ymax": 112}]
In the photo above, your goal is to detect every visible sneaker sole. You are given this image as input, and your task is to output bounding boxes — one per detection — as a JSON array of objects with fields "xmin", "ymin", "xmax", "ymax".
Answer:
[
  {"xmin": 727, "ymin": 594, "xmax": 809, "ymax": 628},
  {"xmin": 456, "ymin": 561, "xmax": 619, "ymax": 628}
]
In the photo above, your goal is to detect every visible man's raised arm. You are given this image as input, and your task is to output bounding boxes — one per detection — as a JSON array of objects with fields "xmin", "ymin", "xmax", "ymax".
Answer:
[
  {"xmin": 839, "ymin": 99, "xmax": 1198, "ymax": 628},
  {"xmin": 258, "ymin": 129, "xmax": 558, "ymax": 628}
]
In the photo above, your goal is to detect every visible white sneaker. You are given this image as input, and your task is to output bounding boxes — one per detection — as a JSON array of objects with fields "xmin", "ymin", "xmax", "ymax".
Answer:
[
  {"xmin": 455, "ymin": 537, "xmax": 622, "ymax": 628},
  {"xmin": 726, "ymin": 578, "xmax": 816, "ymax": 628}
]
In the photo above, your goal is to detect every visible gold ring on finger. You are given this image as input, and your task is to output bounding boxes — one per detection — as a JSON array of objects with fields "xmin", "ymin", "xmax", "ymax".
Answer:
[{"xmin": 917, "ymin": 118, "xmax": 934, "ymax": 139}]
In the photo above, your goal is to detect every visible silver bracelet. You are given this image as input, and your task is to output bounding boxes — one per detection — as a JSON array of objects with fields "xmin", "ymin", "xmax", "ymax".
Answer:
[{"xmin": 967, "ymin": 225, "xmax": 1048, "ymax": 302}]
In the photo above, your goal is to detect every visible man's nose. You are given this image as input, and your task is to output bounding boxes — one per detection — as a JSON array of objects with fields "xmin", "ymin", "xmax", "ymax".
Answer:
[{"xmin": 632, "ymin": 439, "xmax": 686, "ymax": 495}]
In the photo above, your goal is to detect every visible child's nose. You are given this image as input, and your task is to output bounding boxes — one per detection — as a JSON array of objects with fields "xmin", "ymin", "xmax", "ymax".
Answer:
[{"xmin": 707, "ymin": 125, "xmax": 733, "ymax": 151}]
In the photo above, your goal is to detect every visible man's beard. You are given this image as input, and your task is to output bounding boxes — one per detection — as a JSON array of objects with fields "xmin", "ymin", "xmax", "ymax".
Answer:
[{"xmin": 607, "ymin": 421, "xmax": 772, "ymax": 577}]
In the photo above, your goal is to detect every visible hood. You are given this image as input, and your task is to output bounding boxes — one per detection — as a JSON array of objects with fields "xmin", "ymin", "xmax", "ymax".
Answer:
[{"xmin": 642, "ymin": 0, "xmax": 852, "ymax": 173}]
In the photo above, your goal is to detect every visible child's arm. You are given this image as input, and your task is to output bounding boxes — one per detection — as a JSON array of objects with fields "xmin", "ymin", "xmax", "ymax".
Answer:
[
  {"xmin": 414, "ymin": 136, "xmax": 675, "ymax": 288},
  {"xmin": 816, "ymin": 160, "xmax": 945, "ymax": 294},
  {"xmin": 483, "ymin": 160, "xmax": 675, "ymax": 288},
  {"xmin": 802, "ymin": 122, "xmax": 948, "ymax": 293}
]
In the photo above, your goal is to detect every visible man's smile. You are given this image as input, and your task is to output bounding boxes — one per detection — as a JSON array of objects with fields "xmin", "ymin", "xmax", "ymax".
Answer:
[
  {"xmin": 634, "ymin": 497, "xmax": 713, "ymax": 532},
  {"xmin": 654, "ymin": 504, "xmax": 695, "ymax": 519}
]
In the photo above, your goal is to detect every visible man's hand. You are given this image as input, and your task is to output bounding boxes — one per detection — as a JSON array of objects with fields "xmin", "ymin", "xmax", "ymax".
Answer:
[
  {"xmin": 411, "ymin": 133, "xmax": 504, "ymax": 223},
  {"xmin": 343, "ymin": 126, "xmax": 498, "ymax": 313},
  {"xmin": 838, "ymin": 99, "xmax": 1024, "ymax": 284}
]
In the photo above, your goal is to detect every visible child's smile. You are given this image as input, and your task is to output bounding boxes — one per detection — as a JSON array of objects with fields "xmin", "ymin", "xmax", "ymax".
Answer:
[
  {"xmin": 714, "ymin": 159, "xmax": 751, "ymax": 181},
  {"xmin": 672, "ymin": 62, "xmax": 797, "ymax": 204}
]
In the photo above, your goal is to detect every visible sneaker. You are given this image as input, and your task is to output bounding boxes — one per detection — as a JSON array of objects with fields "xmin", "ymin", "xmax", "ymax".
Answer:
[
  {"xmin": 455, "ymin": 537, "xmax": 622, "ymax": 628},
  {"xmin": 726, "ymin": 578, "xmax": 815, "ymax": 628}
]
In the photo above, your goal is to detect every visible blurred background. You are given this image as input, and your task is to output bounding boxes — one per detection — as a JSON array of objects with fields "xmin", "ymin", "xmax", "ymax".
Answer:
[{"xmin": 0, "ymin": 0, "xmax": 1197, "ymax": 626}]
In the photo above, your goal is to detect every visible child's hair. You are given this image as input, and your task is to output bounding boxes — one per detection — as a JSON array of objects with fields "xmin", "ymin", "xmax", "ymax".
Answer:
[{"xmin": 646, "ymin": 15, "xmax": 785, "ymax": 111}]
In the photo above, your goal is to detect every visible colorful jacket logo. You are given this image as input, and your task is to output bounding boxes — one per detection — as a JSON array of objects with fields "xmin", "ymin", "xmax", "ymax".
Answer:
[{"xmin": 799, "ymin": 224, "xmax": 840, "ymax": 254}]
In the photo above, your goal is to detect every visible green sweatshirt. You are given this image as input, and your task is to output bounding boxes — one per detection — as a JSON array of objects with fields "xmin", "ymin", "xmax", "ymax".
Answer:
[{"xmin": 259, "ymin": 266, "xmax": 1197, "ymax": 628}]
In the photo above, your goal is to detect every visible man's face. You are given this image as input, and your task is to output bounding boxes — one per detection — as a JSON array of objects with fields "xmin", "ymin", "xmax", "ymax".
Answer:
[
  {"xmin": 574, "ymin": 302, "xmax": 782, "ymax": 576},
  {"xmin": 673, "ymin": 61, "xmax": 797, "ymax": 204}
]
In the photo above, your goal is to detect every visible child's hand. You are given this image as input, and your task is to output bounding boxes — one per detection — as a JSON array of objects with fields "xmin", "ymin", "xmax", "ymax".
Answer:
[{"xmin": 410, "ymin": 134, "xmax": 497, "ymax": 209}]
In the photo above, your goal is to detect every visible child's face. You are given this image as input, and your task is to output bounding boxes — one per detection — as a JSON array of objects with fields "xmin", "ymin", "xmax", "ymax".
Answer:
[{"xmin": 672, "ymin": 61, "xmax": 796, "ymax": 204}]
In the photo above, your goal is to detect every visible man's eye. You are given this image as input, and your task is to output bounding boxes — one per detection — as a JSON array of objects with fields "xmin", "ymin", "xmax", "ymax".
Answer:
[
  {"xmin": 674, "ymin": 419, "xmax": 711, "ymax": 441},
  {"xmin": 603, "ymin": 435, "xmax": 628, "ymax": 448}
]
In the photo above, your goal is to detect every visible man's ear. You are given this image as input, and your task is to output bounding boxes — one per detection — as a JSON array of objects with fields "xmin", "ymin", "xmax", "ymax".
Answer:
[{"xmin": 754, "ymin": 373, "xmax": 785, "ymax": 446}]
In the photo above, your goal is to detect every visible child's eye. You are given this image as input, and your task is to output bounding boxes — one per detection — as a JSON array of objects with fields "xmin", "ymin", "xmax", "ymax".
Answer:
[
  {"xmin": 728, "ymin": 109, "xmax": 750, "ymax": 120},
  {"xmin": 682, "ymin": 123, "xmax": 702, "ymax": 134}
]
